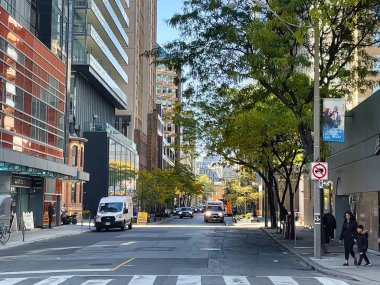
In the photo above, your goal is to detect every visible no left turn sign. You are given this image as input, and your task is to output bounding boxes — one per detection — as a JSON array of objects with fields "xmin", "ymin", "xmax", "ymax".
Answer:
[{"xmin": 311, "ymin": 162, "xmax": 328, "ymax": 180}]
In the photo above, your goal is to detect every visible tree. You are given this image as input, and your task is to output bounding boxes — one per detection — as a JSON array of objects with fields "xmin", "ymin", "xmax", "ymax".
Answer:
[
  {"xmin": 173, "ymin": 163, "xmax": 203, "ymax": 206},
  {"xmin": 197, "ymin": 174, "xmax": 214, "ymax": 202},
  {"xmin": 157, "ymin": 0, "xmax": 380, "ymax": 156}
]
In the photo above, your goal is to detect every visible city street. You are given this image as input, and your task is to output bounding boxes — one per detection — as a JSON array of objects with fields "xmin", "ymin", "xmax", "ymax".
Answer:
[{"xmin": 0, "ymin": 213, "xmax": 362, "ymax": 285}]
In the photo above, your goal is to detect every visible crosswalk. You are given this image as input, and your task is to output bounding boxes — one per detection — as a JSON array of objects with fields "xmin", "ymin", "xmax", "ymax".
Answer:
[{"xmin": 0, "ymin": 275, "xmax": 352, "ymax": 285}]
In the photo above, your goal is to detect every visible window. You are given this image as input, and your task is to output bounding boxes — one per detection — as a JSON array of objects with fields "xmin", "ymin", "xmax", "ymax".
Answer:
[
  {"xmin": 156, "ymin": 86, "xmax": 161, "ymax": 93},
  {"xmin": 373, "ymin": 57, "xmax": 380, "ymax": 72},
  {"xmin": 72, "ymin": 145, "xmax": 78, "ymax": 166},
  {"xmin": 162, "ymin": 88, "xmax": 167, "ymax": 94},
  {"xmin": 168, "ymin": 88, "xmax": 172, "ymax": 94},
  {"xmin": 71, "ymin": 183, "xmax": 77, "ymax": 203},
  {"xmin": 167, "ymin": 124, "xmax": 172, "ymax": 132},
  {"xmin": 81, "ymin": 146, "xmax": 84, "ymax": 167},
  {"xmin": 79, "ymin": 183, "xmax": 82, "ymax": 203}
]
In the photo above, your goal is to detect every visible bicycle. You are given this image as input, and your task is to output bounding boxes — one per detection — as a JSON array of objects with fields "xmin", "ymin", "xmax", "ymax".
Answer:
[{"xmin": 0, "ymin": 223, "xmax": 10, "ymax": 245}]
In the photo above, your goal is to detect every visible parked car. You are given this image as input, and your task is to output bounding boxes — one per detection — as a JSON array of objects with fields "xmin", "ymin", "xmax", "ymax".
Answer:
[
  {"xmin": 204, "ymin": 205, "xmax": 224, "ymax": 223},
  {"xmin": 174, "ymin": 208, "xmax": 181, "ymax": 215},
  {"xmin": 196, "ymin": 205, "xmax": 205, "ymax": 213},
  {"xmin": 191, "ymin": 206, "xmax": 197, "ymax": 213},
  {"xmin": 179, "ymin": 207, "xmax": 194, "ymax": 219}
]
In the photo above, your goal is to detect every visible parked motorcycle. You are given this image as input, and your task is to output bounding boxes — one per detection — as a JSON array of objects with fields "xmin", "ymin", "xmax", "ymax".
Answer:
[{"xmin": 61, "ymin": 210, "xmax": 77, "ymax": 225}]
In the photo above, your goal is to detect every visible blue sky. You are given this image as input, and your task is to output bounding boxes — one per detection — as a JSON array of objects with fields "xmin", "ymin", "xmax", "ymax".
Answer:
[{"xmin": 157, "ymin": 0, "xmax": 183, "ymax": 45}]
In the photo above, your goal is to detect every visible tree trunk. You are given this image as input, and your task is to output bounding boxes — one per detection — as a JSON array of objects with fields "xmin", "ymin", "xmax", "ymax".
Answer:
[
  {"xmin": 289, "ymin": 190, "xmax": 295, "ymax": 240},
  {"xmin": 267, "ymin": 172, "xmax": 277, "ymax": 228},
  {"xmin": 298, "ymin": 122, "xmax": 313, "ymax": 157}
]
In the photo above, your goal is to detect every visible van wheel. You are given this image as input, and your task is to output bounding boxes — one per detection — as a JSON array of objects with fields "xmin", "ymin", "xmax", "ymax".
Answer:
[
  {"xmin": 96, "ymin": 226, "xmax": 102, "ymax": 232},
  {"xmin": 121, "ymin": 221, "xmax": 126, "ymax": 231},
  {"xmin": 128, "ymin": 219, "xmax": 132, "ymax": 230}
]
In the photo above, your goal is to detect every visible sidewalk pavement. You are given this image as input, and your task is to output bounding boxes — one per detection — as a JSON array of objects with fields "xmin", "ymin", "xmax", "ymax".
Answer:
[
  {"xmin": 262, "ymin": 224, "xmax": 380, "ymax": 284},
  {"xmin": 0, "ymin": 216, "xmax": 175, "ymax": 250}
]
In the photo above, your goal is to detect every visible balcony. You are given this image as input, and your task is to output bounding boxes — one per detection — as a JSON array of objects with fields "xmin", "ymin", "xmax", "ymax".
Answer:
[
  {"xmin": 113, "ymin": 0, "xmax": 129, "ymax": 27},
  {"xmin": 73, "ymin": 54, "xmax": 127, "ymax": 109}
]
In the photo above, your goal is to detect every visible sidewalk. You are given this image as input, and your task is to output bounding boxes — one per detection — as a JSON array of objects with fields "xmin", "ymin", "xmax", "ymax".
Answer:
[{"xmin": 262, "ymin": 225, "xmax": 380, "ymax": 284}]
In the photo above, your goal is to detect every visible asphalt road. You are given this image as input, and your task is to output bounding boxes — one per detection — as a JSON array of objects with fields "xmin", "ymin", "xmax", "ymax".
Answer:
[{"xmin": 0, "ymin": 213, "xmax": 362, "ymax": 285}]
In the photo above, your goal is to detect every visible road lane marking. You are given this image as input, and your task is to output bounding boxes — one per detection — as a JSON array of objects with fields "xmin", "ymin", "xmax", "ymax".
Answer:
[
  {"xmin": 177, "ymin": 275, "xmax": 201, "ymax": 285},
  {"xmin": 223, "ymin": 276, "xmax": 250, "ymax": 285},
  {"xmin": 0, "ymin": 278, "xmax": 27, "ymax": 285},
  {"xmin": 111, "ymin": 258, "xmax": 135, "ymax": 271},
  {"xmin": 268, "ymin": 276, "xmax": 299, "ymax": 285},
  {"xmin": 120, "ymin": 242, "xmax": 136, "ymax": 246},
  {"xmin": 81, "ymin": 279, "xmax": 113, "ymax": 285},
  {"xmin": 315, "ymin": 277, "xmax": 350, "ymax": 285},
  {"xmin": 0, "ymin": 269, "xmax": 111, "ymax": 275},
  {"xmin": 34, "ymin": 276, "xmax": 72, "ymax": 285},
  {"xmin": 127, "ymin": 275, "xmax": 156, "ymax": 285}
]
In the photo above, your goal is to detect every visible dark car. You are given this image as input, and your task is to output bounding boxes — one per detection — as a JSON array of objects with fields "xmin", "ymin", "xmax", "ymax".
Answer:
[
  {"xmin": 179, "ymin": 207, "xmax": 194, "ymax": 219},
  {"xmin": 204, "ymin": 205, "xmax": 224, "ymax": 223}
]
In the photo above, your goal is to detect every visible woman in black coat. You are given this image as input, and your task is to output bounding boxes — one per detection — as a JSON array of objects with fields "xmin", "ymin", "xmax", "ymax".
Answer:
[{"xmin": 339, "ymin": 210, "xmax": 358, "ymax": 266}]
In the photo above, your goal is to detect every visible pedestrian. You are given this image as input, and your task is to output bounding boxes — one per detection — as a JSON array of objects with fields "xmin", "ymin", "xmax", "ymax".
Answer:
[
  {"xmin": 339, "ymin": 210, "xmax": 358, "ymax": 266},
  {"xmin": 323, "ymin": 212, "xmax": 336, "ymax": 253},
  {"xmin": 355, "ymin": 225, "xmax": 371, "ymax": 267},
  {"xmin": 48, "ymin": 202, "xmax": 54, "ymax": 229}
]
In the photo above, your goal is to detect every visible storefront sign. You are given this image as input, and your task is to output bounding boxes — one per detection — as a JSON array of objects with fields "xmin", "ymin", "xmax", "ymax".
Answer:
[
  {"xmin": 137, "ymin": 212, "xmax": 148, "ymax": 225},
  {"xmin": 322, "ymin": 98, "xmax": 345, "ymax": 142},
  {"xmin": 375, "ymin": 134, "xmax": 380, "ymax": 155},
  {"xmin": 314, "ymin": 213, "xmax": 321, "ymax": 224},
  {"xmin": 22, "ymin": 212, "xmax": 34, "ymax": 230},
  {"xmin": 11, "ymin": 176, "xmax": 32, "ymax": 188}
]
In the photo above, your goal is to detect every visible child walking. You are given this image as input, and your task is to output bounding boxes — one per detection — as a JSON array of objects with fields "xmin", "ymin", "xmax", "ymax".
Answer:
[{"xmin": 355, "ymin": 225, "xmax": 371, "ymax": 267}]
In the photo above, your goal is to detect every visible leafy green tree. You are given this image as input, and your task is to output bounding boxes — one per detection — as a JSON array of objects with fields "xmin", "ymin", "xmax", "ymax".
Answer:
[
  {"xmin": 197, "ymin": 174, "xmax": 214, "ymax": 202},
  {"xmin": 173, "ymin": 163, "xmax": 203, "ymax": 206},
  {"xmin": 157, "ymin": 0, "xmax": 380, "ymax": 156}
]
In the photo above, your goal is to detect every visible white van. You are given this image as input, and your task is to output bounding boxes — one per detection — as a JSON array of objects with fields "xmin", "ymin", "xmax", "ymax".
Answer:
[{"xmin": 95, "ymin": 196, "xmax": 133, "ymax": 232}]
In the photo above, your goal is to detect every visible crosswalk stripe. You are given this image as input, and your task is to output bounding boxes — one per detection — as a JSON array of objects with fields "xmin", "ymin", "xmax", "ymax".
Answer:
[
  {"xmin": 127, "ymin": 275, "xmax": 156, "ymax": 285},
  {"xmin": 223, "ymin": 276, "xmax": 250, "ymax": 285},
  {"xmin": 0, "ymin": 278, "xmax": 27, "ymax": 285},
  {"xmin": 81, "ymin": 279, "xmax": 113, "ymax": 285},
  {"xmin": 33, "ymin": 276, "xmax": 72, "ymax": 285},
  {"xmin": 268, "ymin": 276, "xmax": 299, "ymax": 285},
  {"xmin": 177, "ymin": 275, "xmax": 202, "ymax": 285},
  {"xmin": 315, "ymin": 277, "xmax": 350, "ymax": 285}
]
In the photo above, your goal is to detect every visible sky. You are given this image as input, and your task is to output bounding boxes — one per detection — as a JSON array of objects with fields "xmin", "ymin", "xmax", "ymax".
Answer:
[{"xmin": 157, "ymin": 0, "xmax": 183, "ymax": 45}]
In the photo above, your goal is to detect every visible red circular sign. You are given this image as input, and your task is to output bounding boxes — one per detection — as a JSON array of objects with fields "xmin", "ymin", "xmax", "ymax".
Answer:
[{"xmin": 312, "ymin": 163, "xmax": 327, "ymax": 179}]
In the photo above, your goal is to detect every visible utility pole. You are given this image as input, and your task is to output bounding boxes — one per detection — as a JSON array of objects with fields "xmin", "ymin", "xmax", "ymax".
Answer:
[{"xmin": 313, "ymin": 21, "xmax": 321, "ymax": 259}]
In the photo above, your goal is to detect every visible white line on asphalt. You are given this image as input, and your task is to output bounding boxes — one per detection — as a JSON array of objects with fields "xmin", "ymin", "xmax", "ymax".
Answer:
[
  {"xmin": 223, "ymin": 276, "xmax": 250, "ymax": 285},
  {"xmin": 200, "ymin": 248, "xmax": 221, "ymax": 251},
  {"xmin": 268, "ymin": 276, "xmax": 299, "ymax": 285},
  {"xmin": 0, "ymin": 269, "xmax": 111, "ymax": 275},
  {"xmin": 127, "ymin": 275, "xmax": 156, "ymax": 285},
  {"xmin": 33, "ymin": 276, "xmax": 72, "ymax": 285},
  {"xmin": 177, "ymin": 275, "xmax": 201, "ymax": 285},
  {"xmin": 120, "ymin": 242, "xmax": 136, "ymax": 246},
  {"xmin": 81, "ymin": 279, "xmax": 113, "ymax": 285},
  {"xmin": 0, "ymin": 278, "xmax": 27, "ymax": 285},
  {"xmin": 315, "ymin": 277, "xmax": 350, "ymax": 285}
]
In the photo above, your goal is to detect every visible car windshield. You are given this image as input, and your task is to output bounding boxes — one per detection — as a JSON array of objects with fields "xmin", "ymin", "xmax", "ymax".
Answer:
[
  {"xmin": 99, "ymin": 202, "xmax": 123, "ymax": 213},
  {"xmin": 181, "ymin": 207, "xmax": 192, "ymax": 211},
  {"xmin": 207, "ymin": 206, "xmax": 223, "ymax": 211}
]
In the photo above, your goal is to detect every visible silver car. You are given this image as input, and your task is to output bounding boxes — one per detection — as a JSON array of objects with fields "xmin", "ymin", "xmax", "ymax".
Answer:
[{"xmin": 204, "ymin": 206, "xmax": 224, "ymax": 223}]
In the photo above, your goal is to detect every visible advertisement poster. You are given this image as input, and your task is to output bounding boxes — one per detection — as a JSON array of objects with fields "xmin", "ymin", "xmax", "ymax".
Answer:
[{"xmin": 322, "ymin": 98, "xmax": 345, "ymax": 142}]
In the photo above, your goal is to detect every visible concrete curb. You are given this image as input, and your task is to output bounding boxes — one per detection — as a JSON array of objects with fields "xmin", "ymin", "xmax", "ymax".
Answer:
[
  {"xmin": 0, "ymin": 228, "xmax": 90, "ymax": 250},
  {"xmin": 261, "ymin": 227, "xmax": 360, "ymax": 282}
]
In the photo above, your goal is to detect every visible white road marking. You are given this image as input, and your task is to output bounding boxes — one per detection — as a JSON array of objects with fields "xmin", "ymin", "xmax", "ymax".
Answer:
[
  {"xmin": 81, "ymin": 279, "xmax": 113, "ymax": 285},
  {"xmin": 0, "ymin": 269, "xmax": 111, "ymax": 275},
  {"xmin": 177, "ymin": 275, "xmax": 202, "ymax": 285},
  {"xmin": 127, "ymin": 275, "xmax": 156, "ymax": 285},
  {"xmin": 0, "ymin": 278, "xmax": 27, "ymax": 285},
  {"xmin": 223, "ymin": 276, "xmax": 250, "ymax": 285},
  {"xmin": 268, "ymin": 276, "xmax": 299, "ymax": 285},
  {"xmin": 34, "ymin": 276, "xmax": 72, "ymax": 285},
  {"xmin": 315, "ymin": 277, "xmax": 350, "ymax": 285},
  {"xmin": 120, "ymin": 242, "xmax": 136, "ymax": 246},
  {"xmin": 200, "ymin": 248, "xmax": 221, "ymax": 251}
]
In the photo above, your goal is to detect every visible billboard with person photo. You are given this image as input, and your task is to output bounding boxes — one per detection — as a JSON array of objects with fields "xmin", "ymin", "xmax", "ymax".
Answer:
[{"xmin": 322, "ymin": 98, "xmax": 345, "ymax": 142}]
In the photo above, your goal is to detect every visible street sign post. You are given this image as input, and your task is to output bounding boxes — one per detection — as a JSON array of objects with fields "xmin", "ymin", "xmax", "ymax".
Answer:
[{"xmin": 311, "ymin": 162, "xmax": 328, "ymax": 180}]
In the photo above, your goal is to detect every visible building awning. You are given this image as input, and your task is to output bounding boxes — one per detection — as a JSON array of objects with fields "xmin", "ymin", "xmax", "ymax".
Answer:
[{"xmin": 0, "ymin": 148, "xmax": 89, "ymax": 181}]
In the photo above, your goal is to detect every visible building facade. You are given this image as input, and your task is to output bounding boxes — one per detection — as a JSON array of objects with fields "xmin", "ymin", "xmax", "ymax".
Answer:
[
  {"xmin": 327, "ymin": 90, "xmax": 380, "ymax": 251},
  {"xmin": 115, "ymin": 0, "xmax": 157, "ymax": 171},
  {"xmin": 0, "ymin": 1, "xmax": 88, "ymax": 228}
]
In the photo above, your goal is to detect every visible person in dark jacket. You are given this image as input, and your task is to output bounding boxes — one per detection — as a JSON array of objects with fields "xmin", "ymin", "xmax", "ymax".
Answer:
[
  {"xmin": 339, "ymin": 210, "xmax": 358, "ymax": 266},
  {"xmin": 355, "ymin": 225, "xmax": 371, "ymax": 267},
  {"xmin": 323, "ymin": 212, "xmax": 336, "ymax": 253},
  {"xmin": 48, "ymin": 202, "xmax": 54, "ymax": 229}
]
